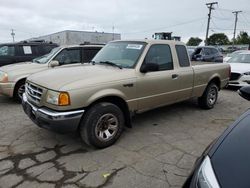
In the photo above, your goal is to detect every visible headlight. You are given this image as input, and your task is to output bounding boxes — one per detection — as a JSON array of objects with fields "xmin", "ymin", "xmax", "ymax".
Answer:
[
  {"xmin": 46, "ymin": 90, "xmax": 70, "ymax": 106},
  {"xmin": 196, "ymin": 156, "xmax": 220, "ymax": 188},
  {"xmin": 0, "ymin": 71, "xmax": 8, "ymax": 83}
]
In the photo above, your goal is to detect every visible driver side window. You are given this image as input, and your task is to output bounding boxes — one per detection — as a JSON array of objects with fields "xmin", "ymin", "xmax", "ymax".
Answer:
[
  {"xmin": 203, "ymin": 48, "xmax": 211, "ymax": 56},
  {"xmin": 53, "ymin": 48, "xmax": 80, "ymax": 65},
  {"xmin": 144, "ymin": 44, "xmax": 173, "ymax": 71}
]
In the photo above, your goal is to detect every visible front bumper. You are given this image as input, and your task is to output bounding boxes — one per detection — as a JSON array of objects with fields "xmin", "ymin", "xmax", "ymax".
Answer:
[
  {"xmin": 229, "ymin": 74, "xmax": 250, "ymax": 87},
  {"xmin": 22, "ymin": 93, "xmax": 85, "ymax": 133},
  {"xmin": 0, "ymin": 82, "xmax": 15, "ymax": 97}
]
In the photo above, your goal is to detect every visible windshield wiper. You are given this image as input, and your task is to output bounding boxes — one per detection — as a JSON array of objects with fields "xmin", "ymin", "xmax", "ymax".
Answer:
[{"xmin": 98, "ymin": 61, "xmax": 122, "ymax": 69}]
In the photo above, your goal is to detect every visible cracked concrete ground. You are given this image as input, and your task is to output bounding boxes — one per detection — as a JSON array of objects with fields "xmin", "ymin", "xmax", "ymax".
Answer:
[{"xmin": 0, "ymin": 89, "xmax": 248, "ymax": 188}]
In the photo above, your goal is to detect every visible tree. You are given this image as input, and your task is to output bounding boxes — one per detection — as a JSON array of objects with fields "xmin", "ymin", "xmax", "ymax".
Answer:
[
  {"xmin": 186, "ymin": 37, "xmax": 202, "ymax": 46},
  {"xmin": 235, "ymin": 31, "xmax": 250, "ymax": 44},
  {"xmin": 207, "ymin": 33, "xmax": 230, "ymax": 45}
]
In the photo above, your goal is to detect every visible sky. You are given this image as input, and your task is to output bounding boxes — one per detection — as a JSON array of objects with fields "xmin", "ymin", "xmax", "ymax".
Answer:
[{"xmin": 0, "ymin": 0, "xmax": 250, "ymax": 43}]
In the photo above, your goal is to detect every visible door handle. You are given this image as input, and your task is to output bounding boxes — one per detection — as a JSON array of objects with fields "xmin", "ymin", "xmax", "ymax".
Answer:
[{"xmin": 172, "ymin": 74, "xmax": 179, "ymax": 79}]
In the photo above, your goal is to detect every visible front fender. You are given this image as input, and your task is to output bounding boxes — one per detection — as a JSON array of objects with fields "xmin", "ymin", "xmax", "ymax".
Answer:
[{"xmin": 85, "ymin": 88, "xmax": 127, "ymax": 106}]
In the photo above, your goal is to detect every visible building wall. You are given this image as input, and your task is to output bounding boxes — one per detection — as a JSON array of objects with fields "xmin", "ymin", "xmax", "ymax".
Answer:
[{"xmin": 29, "ymin": 30, "xmax": 121, "ymax": 45}]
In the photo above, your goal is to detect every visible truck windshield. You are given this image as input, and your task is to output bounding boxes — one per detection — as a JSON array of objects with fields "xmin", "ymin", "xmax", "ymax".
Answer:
[
  {"xmin": 33, "ymin": 47, "xmax": 61, "ymax": 64},
  {"xmin": 92, "ymin": 41, "xmax": 146, "ymax": 68}
]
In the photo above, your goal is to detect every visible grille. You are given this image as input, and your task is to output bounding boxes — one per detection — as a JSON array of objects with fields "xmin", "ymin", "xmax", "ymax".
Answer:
[
  {"xmin": 25, "ymin": 82, "xmax": 43, "ymax": 103},
  {"xmin": 230, "ymin": 73, "xmax": 241, "ymax": 81}
]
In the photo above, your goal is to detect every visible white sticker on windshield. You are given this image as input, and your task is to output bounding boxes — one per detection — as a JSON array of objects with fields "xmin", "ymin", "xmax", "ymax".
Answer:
[{"xmin": 126, "ymin": 44, "xmax": 143, "ymax": 50}]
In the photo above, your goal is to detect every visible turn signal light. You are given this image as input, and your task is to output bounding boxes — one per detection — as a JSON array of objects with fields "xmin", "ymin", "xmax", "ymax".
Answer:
[{"xmin": 58, "ymin": 92, "xmax": 70, "ymax": 106}]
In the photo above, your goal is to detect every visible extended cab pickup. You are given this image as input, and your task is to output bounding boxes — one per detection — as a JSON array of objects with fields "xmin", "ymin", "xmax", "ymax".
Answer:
[
  {"xmin": 0, "ymin": 44, "xmax": 103, "ymax": 101},
  {"xmin": 22, "ymin": 40, "xmax": 230, "ymax": 148}
]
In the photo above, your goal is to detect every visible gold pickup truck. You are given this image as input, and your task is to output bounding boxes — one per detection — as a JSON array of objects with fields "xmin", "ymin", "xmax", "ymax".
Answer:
[{"xmin": 22, "ymin": 40, "xmax": 230, "ymax": 148}]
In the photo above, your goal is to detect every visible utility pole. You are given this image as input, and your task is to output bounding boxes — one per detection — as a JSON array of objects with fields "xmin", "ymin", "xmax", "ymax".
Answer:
[
  {"xmin": 205, "ymin": 2, "xmax": 218, "ymax": 45},
  {"xmin": 232, "ymin": 11, "xmax": 242, "ymax": 47},
  {"xmin": 11, "ymin": 29, "xmax": 15, "ymax": 42},
  {"xmin": 112, "ymin": 25, "xmax": 115, "ymax": 40}
]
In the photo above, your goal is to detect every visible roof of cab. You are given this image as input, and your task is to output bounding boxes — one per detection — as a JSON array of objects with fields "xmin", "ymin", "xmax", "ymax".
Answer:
[
  {"xmin": 59, "ymin": 44, "xmax": 104, "ymax": 48},
  {"xmin": 110, "ymin": 39, "xmax": 186, "ymax": 46}
]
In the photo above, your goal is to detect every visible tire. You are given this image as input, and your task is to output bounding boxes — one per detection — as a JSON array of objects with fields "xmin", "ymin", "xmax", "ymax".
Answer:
[
  {"xmin": 14, "ymin": 80, "xmax": 26, "ymax": 103},
  {"xmin": 80, "ymin": 102, "xmax": 125, "ymax": 148},
  {"xmin": 198, "ymin": 83, "xmax": 218, "ymax": 109}
]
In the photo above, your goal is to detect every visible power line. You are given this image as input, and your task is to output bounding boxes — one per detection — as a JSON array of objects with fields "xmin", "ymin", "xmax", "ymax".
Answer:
[
  {"xmin": 122, "ymin": 17, "xmax": 206, "ymax": 35},
  {"xmin": 240, "ymin": 13, "xmax": 250, "ymax": 25},
  {"xmin": 205, "ymin": 2, "xmax": 218, "ymax": 45},
  {"xmin": 212, "ymin": 16, "xmax": 232, "ymax": 21}
]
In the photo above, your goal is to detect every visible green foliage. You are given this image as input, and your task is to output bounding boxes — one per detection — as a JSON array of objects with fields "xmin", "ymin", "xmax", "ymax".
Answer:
[
  {"xmin": 235, "ymin": 31, "xmax": 250, "ymax": 44},
  {"xmin": 207, "ymin": 33, "xmax": 230, "ymax": 45},
  {"xmin": 186, "ymin": 37, "xmax": 202, "ymax": 46}
]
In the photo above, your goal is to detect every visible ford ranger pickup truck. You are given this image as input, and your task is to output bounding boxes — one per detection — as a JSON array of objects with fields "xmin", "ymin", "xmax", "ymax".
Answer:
[
  {"xmin": 21, "ymin": 40, "xmax": 230, "ymax": 148},
  {"xmin": 0, "ymin": 44, "xmax": 103, "ymax": 101}
]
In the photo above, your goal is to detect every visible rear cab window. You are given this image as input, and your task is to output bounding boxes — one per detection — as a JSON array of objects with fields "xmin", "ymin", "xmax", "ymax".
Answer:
[
  {"xmin": 175, "ymin": 45, "xmax": 190, "ymax": 67},
  {"xmin": 82, "ymin": 47, "xmax": 102, "ymax": 63}
]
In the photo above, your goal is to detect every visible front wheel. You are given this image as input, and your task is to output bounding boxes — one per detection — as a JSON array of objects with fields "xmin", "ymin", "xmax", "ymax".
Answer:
[
  {"xmin": 198, "ymin": 83, "xmax": 218, "ymax": 109},
  {"xmin": 79, "ymin": 102, "xmax": 124, "ymax": 148},
  {"xmin": 14, "ymin": 81, "xmax": 25, "ymax": 103}
]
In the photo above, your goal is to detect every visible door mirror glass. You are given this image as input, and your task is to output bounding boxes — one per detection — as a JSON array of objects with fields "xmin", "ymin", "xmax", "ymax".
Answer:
[
  {"xmin": 50, "ymin": 60, "xmax": 60, "ymax": 67},
  {"xmin": 140, "ymin": 63, "xmax": 159, "ymax": 73}
]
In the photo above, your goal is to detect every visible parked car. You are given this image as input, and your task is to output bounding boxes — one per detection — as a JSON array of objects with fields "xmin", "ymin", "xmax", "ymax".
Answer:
[
  {"xmin": 0, "ymin": 44, "xmax": 103, "ymax": 101},
  {"xmin": 227, "ymin": 46, "xmax": 239, "ymax": 53},
  {"xmin": 187, "ymin": 46, "xmax": 196, "ymax": 58},
  {"xmin": 228, "ymin": 51, "xmax": 250, "ymax": 87},
  {"xmin": 191, "ymin": 46, "xmax": 223, "ymax": 62},
  {"xmin": 21, "ymin": 40, "xmax": 230, "ymax": 148},
  {"xmin": 183, "ymin": 86, "xmax": 250, "ymax": 188},
  {"xmin": 223, "ymin": 50, "xmax": 249, "ymax": 62},
  {"xmin": 0, "ymin": 41, "xmax": 58, "ymax": 67}
]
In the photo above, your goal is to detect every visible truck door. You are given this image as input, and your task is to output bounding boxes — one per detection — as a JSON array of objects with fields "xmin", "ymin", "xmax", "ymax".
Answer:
[
  {"xmin": 136, "ymin": 44, "xmax": 181, "ymax": 111},
  {"xmin": 174, "ymin": 45, "xmax": 194, "ymax": 101}
]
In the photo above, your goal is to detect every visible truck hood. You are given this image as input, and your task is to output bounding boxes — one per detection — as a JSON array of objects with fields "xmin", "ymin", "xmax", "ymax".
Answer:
[
  {"xmin": 27, "ymin": 64, "xmax": 136, "ymax": 91},
  {"xmin": 229, "ymin": 63, "xmax": 250, "ymax": 74},
  {"xmin": 0, "ymin": 61, "xmax": 46, "ymax": 73}
]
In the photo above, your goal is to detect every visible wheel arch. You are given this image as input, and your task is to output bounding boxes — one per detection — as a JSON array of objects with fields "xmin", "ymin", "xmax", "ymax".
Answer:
[
  {"xmin": 13, "ymin": 77, "xmax": 27, "ymax": 97},
  {"xmin": 81, "ymin": 95, "xmax": 132, "ymax": 129},
  {"xmin": 208, "ymin": 76, "xmax": 221, "ymax": 90}
]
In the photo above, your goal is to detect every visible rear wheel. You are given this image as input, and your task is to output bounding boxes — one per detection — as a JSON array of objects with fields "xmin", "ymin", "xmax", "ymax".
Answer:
[
  {"xmin": 14, "ymin": 80, "xmax": 25, "ymax": 102},
  {"xmin": 198, "ymin": 83, "xmax": 218, "ymax": 109},
  {"xmin": 80, "ymin": 102, "xmax": 124, "ymax": 148}
]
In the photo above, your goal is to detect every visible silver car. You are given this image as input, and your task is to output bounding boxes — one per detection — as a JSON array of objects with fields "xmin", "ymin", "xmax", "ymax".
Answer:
[{"xmin": 228, "ymin": 52, "xmax": 250, "ymax": 87}]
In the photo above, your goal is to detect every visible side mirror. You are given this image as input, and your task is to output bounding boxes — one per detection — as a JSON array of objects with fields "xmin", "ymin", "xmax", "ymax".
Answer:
[
  {"xmin": 50, "ymin": 60, "xmax": 60, "ymax": 68},
  {"xmin": 140, "ymin": 63, "xmax": 159, "ymax": 73},
  {"xmin": 238, "ymin": 86, "xmax": 250, "ymax": 101}
]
